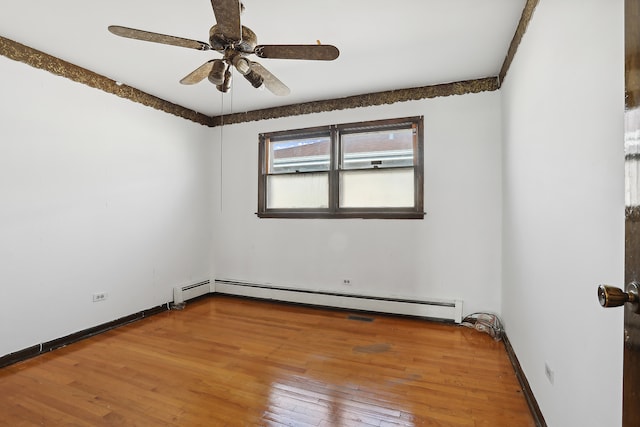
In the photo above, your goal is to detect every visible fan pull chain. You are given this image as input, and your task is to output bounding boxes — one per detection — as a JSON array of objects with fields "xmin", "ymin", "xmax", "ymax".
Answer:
[{"xmin": 219, "ymin": 92, "xmax": 224, "ymax": 212}]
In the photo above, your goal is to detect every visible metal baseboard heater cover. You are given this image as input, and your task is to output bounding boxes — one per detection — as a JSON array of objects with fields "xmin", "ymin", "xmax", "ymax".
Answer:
[
  {"xmin": 173, "ymin": 280, "xmax": 211, "ymax": 304},
  {"xmin": 213, "ymin": 280, "xmax": 463, "ymax": 323}
]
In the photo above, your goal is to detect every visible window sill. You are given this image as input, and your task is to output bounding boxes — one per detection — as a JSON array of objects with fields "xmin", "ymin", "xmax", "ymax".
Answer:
[{"xmin": 256, "ymin": 211, "xmax": 426, "ymax": 220}]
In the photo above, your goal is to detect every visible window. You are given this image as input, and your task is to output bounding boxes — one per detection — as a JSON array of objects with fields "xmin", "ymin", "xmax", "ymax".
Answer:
[{"xmin": 258, "ymin": 116, "xmax": 424, "ymax": 219}]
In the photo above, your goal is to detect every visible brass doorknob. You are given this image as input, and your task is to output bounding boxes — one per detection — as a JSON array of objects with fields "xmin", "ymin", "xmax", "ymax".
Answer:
[{"xmin": 598, "ymin": 283, "xmax": 639, "ymax": 309}]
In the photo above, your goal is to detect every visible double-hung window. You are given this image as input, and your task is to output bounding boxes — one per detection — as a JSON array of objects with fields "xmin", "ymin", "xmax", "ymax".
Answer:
[{"xmin": 258, "ymin": 116, "xmax": 424, "ymax": 219}]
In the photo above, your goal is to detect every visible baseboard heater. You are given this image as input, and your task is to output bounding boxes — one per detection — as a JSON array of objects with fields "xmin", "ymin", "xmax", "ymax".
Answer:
[
  {"xmin": 173, "ymin": 280, "xmax": 211, "ymax": 304},
  {"xmin": 213, "ymin": 280, "xmax": 463, "ymax": 323}
]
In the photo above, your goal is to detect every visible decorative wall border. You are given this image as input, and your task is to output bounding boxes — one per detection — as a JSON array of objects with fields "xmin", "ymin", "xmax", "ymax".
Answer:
[
  {"xmin": 0, "ymin": 36, "xmax": 213, "ymax": 126},
  {"xmin": 210, "ymin": 78, "xmax": 498, "ymax": 126},
  {"xmin": 0, "ymin": 0, "xmax": 538, "ymax": 128},
  {"xmin": 499, "ymin": 0, "xmax": 540, "ymax": 85}
]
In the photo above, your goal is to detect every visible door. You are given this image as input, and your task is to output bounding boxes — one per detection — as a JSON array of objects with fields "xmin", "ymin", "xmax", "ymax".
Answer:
[{"xmin": 598, "ymin": 0, "xmax": 640, "ymax": 424}]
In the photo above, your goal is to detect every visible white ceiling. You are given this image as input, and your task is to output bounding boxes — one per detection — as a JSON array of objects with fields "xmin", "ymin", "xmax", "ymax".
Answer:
[{"xmin": 0, "ymin": 0, "xmax": 527, "ymax": 117}]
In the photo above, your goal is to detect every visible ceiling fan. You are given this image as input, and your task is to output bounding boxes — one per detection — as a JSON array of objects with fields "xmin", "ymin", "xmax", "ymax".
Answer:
[{"xmin": 108, "ymin": 0, "xmax": 339, "ymax": 96}]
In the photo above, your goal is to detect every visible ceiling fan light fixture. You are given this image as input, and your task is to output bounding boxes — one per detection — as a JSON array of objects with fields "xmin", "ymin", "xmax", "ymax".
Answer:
[
  {"xmin": 217, "ymin": 68, "xmax": 233, "ymax": 93},
  {"xmin": 232, "ymin": 56, "xmax": 251, "ymax": 75},
  {"xmin": 208, "ymin": 59, "xmax": 227, "ymax": 85},
  {"xmin": 243, "ymin": 69, "xmax": 264, "ymax": 89}
]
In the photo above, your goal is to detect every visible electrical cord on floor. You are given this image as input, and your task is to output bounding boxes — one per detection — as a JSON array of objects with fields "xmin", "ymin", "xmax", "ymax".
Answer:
[{"xmin": 461, "ymin": 312, "xmax": 504, "ymax": 340}]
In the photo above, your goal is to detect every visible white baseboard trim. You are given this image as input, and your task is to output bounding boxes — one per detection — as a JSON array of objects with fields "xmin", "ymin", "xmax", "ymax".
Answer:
[{"xmin": 213, "ymin": 279, "xmax": 463, "ymax": 323}]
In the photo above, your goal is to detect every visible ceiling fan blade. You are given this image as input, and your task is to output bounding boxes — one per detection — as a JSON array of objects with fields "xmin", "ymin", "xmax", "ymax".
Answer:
[
  {"xmin": 210, "ymin": 0, "xmax": 242, "ymax": 42},
  {"xmin": 250, "ymin": 62, "xmax": 290, "ymax": 96},
  {"xmin": 180, "ymin": 60, "xmax": 215, "ymax": 85},
  {"xmin": 108, "ymin": 26, "xmax": 211, "ymax": 51},
  {"xmin": 254, "ymin": 45, "xmax": 339, "ymax": 61}
]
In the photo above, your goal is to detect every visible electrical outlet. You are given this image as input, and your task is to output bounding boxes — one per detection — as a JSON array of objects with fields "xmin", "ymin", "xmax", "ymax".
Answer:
[
  {"xmin": 92, "ymin": 292, "xmax": 108, "ymax": 302},
  {"xmin": 545, "ymin": 362, "xmax": 554, "ymax": 385},
  {"xmin": 342, "ymin": 279, "xmax": 351, "ymax": 286}
]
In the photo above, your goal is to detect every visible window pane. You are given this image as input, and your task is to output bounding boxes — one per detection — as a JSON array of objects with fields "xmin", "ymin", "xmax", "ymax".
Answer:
[
  {"xmin": 269, "ymin": 136, "xmax": 330, "ymax": 174},
  {"xmin": 258, "ymin": 116, "xmax": 423, "ymax": 219},
  {"xmin": 267, "ymin": 172, "xmax": 329, "ymax": 209},
  {"xmin": 339, "ymin": 168, "xmax": 414, "ymax": 208},
  {"xmin": 341, "ymin": 128, "xmax": 414, "ymax": 170}
]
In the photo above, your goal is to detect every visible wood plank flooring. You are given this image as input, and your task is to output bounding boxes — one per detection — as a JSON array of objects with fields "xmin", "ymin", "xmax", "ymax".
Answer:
[{"xmin": 0, "ymin": 296, "xmax": 535, "ymax": 426}]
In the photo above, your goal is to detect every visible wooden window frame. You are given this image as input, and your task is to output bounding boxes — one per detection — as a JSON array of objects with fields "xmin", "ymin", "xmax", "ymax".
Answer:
[{"xmin": 258, "ymin": 116, "xmax": 424, "ymax": 219}]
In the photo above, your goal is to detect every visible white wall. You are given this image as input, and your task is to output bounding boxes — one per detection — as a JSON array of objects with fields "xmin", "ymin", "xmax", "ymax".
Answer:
[
  {"xmin": 0, "ymin": 56, "xmax": 213, "ymax": 357},
  {"xmin": 212, "ymin": 92, "xmax": 503, "ymax": 316},
  {"xmin": 501, "ymin": 1, "xmax": 625, "ymax": 426}
]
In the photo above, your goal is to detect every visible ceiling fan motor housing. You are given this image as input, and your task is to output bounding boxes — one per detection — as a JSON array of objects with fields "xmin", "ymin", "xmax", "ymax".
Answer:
[{"xmin": 209, "ymin": 25, "xmax": 257, "ymax": 53}]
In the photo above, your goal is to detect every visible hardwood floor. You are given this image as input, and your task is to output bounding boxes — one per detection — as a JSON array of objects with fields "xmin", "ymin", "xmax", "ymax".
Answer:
[{"xmin": 0, "ymin": 296, "xmax": 535, "ymax": 426}]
